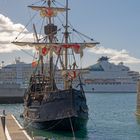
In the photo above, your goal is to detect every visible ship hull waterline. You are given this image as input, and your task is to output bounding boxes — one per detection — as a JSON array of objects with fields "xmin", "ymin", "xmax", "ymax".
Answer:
[{"xmin": 24, "ymin": 116, "xmax": 88, "ymax": 131}]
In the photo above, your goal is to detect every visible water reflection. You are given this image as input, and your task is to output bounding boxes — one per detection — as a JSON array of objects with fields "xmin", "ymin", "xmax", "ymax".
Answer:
[
  {"xmin": 26, "ymin": 127, "xmax": 88, "ymax": 140},
  {"xmin": 136, "ymin": 115, "xmax": 140, "ymax": 125}
]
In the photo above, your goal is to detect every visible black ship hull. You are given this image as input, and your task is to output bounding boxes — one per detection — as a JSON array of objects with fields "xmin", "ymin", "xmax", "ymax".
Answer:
[
  {"xmin": 25, "ymin": 116, "xmax": 87, "ymax": 130},
  {"xmin": 23, "ymin": 88, "xmax": 88, "ymax": 131}
]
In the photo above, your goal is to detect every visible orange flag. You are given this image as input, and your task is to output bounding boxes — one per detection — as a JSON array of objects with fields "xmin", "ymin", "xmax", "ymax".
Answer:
[{"xmin": 32, "ymin": 61, "xmax": 37, "ymax": 68}]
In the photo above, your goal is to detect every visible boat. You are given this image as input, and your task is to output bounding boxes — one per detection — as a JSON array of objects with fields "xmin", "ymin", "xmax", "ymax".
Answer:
[
  {"xmin": 83, "ymin": 56, "xmax": 140, "ymax": 93},
  {"xmin": 0, "ymin": 58, "xmax": 27, "ymax": 103},
  {"xmin": 12, "ymin": 0, "xmax": 99, "ymax": 130}
]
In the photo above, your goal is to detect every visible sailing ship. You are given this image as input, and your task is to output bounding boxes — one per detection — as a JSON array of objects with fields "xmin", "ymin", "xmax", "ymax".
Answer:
[{"xmin": 12, "ymin": 0, "xmax": 99, "ymax": 130}]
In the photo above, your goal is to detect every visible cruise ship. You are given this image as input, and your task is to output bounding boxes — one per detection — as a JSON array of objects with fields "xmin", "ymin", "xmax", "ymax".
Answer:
[
  {"xmin": 82, "ymin": 56, "xmax": 140, "ymax": 93},
  {"xmin": 0, "ymin": 58, "xmax": 50, "ymax": 103},
  {"xmin": 0, "ymin": 58, "xmax": 31, "ymax": 103}
]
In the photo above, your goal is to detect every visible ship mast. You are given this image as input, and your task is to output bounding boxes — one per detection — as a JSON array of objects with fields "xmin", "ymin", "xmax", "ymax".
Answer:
[
  {"xmin": 64, "ymin": 0, "xmax": 69, "ymax": 89},
  {"xmin": 48, "ymin": 0, "xmax": 53, "ymax": 89},
  {"xmin": 12, "ymin": 0, "xmax": 100, "ymax": 90}
]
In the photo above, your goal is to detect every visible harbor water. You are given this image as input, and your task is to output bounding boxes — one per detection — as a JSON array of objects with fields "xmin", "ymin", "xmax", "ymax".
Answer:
[{"xmin": 1, "ymin": 93, "xmax": 140, "ymax": 140}]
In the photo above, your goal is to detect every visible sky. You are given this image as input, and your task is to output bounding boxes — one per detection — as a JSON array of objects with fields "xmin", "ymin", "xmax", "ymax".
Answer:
[{"xmin": 0, "ymin": 0, "xmax": 140, "ymax": 71}]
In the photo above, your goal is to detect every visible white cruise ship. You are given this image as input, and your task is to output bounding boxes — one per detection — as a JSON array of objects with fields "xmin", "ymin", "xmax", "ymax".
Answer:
[
  {"xmin": 0, "ymin": 58, "xmax": 49, "ymax": 103},
  {"xmin": 0, "ymin": 58, "xmax": 32, "ymax": 103},
  {"xmin": 82, "ymin": 56, "xmax": 140, "ymax": 93}
]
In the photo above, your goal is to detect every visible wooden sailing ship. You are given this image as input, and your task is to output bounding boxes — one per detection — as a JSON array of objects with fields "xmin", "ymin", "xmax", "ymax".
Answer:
[{"xmin": 12, "ymin": 0, "xmax": 99, "ymax": 130}]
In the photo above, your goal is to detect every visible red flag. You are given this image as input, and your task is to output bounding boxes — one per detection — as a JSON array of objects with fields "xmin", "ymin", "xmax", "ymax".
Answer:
[
  {"xmin": 68, "ymin": 70, "xmax": 76, "ymax": 79},
  {"xmin": 72, "ymin": 44, "xmax": 80, "ymax": 53},
  {"xmin": 46, "ymin": 8, "xmax": 54, "ymax": 17},
  {"xmin": 42, "ymin": 47, "xmax": 49, "ymax": 56},
  {"xmin": 62, "ymin": 44, "xmax": 81, "ymax": 54},
  {"xmin": 32, "ymin": 61, "xmax": 37, "ymax": 68}
]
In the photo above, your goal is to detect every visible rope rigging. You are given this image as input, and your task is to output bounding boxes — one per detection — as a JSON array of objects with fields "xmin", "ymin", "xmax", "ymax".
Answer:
[
  {"xmin": 13, "ymin": 0, "xmax": 90, "ymax": 134},
  {"xmin": 12, "ymin": 0, "xmax": 96, "ymax": 88}
]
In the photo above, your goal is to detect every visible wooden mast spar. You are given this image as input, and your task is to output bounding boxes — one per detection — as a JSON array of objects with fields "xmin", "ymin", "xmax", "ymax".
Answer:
[
  {"xmin": 48, "ymin": 0, "xmax": 54, "ymax": 90},
  {"xmin": 64, "ymin": 0, "xmax": 69, "ymax": 89}
]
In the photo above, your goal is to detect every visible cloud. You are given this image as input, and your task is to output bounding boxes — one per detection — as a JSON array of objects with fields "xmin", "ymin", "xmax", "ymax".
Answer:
[
  {"xmin": 1, "ymin": 14, "xmax": 140, "ymax": 65},
  {"xmin": 0, "ymin": 14, "xmax": 28, "ymax": 33},
  {"xmin": 0, "ymin": 14, "xmax": 34, "ymax": 53},
  {"xmin": 88, "ymin": 46, "xmax": 140, "ymax": 64}
]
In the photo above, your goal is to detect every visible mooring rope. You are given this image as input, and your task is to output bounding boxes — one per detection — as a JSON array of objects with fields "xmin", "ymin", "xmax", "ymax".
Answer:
[
  {"xmin": 21, "ymin": 119, "xmax": 35, "ymax": 130},
  {"xmin": 45, "ymin": 119, "xmax": 63, "ymax": 131},
  {"xmin": 69, "ymin": 115, "xmax": 75, "ymax": 140}
]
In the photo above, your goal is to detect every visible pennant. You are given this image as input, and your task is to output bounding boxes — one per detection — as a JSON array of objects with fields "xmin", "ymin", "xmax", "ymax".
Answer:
[
  {"xmin": 42, "ymin": 47, "xmax": 49, "ymax": 56},
  {"xmin": 72, "ymin": 44, "xmax": 80, "ymax": 53},
  {"xmin": 32, "ymin": 61, "xmax": 37, "ymax": 68},
  {"xmin": 68, "ymin": 70, "xmax": 77, "ymax": 79},
  {"xmin": 53, "ymin": 46, "xmax": 62, "ymax": 55}
]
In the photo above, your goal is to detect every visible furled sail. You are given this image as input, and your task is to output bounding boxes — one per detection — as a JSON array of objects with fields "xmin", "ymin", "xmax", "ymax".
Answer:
[
  {"xmin": 12, "ymin": 41, "xmax": 99, "ymax": 56},
  {"xmin": 28, "ymin": 6, "xmax": 69, "ymax": 17},
  {"xmin": 12, "ymin": 41, "xmax": 99, "ymax": 48}
]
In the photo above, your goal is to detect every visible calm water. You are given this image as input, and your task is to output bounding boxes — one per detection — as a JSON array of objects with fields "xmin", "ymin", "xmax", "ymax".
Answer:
[{"xmin": 1, "ymin": 93, "xmax": 140, "ymax": 140}]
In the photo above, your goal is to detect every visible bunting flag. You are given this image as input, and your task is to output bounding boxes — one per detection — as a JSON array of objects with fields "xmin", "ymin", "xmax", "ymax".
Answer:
[
  {"xmin": 12, "ymin": 41, "xmax": 98, "ymax": 49},
  {"xmin": 53, "ymin": 45, "xmax": 62, "ymax": 55},
  {"xmin": 32, "ymin": 61, "xmax": 37, "ymax": 68},
  {"xmin": 42, "ymin": 47, "xmax": 49, "ymax": 56},
  {"xmin": 12, "ymin": 41, "xmax": 97, "ymax": 58},
  {"xmin": 40, "ymin": 44, "xmax": 83, "ymax": 56},
  {"xmin": 68, "ymin": 70, "xmax": 77, "ymax": 80},
  {"xmin": 62, "ymin": 70, "xmax": 77, "ymax": 80},
  {"xmin": 62, "ymin": 44, "xmax": 80, "ymax": 53},
  {"xmin": 71, "ymin": 44, "xmax": 81, "ymax": 53}
]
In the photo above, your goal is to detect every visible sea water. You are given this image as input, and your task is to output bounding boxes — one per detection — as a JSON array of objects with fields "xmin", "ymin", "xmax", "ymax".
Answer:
[{"xmin": 0, "ymin": 93, "xmax": 140, "ymax": 140}]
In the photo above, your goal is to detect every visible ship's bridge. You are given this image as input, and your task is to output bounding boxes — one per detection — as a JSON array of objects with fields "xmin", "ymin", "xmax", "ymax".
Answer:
[{"xmin": 88, "ymin": 63, "xmax": 104, "ymax": 71}]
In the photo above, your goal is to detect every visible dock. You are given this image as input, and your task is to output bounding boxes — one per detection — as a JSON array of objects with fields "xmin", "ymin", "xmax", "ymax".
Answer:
[
  {"xmin": 0, "ymin": 113, "xmax": 32, "ymax": 140},
  {"xmin": 0, "ymin": 115, "xmax": 6, "ymax": 140}
]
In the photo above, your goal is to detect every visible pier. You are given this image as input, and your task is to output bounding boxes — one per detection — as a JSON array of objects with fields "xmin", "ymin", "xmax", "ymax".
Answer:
[
  {"xmin": 0, "ymin": 113, "xmax": 32, "ymax": 140},
  {"xmin": 0, "ymin": 114, "xmax": 6, "ymax": 140},
  {"xmin": 136, "ymin": 80, "xmax": 140, "ymax": 116}
]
